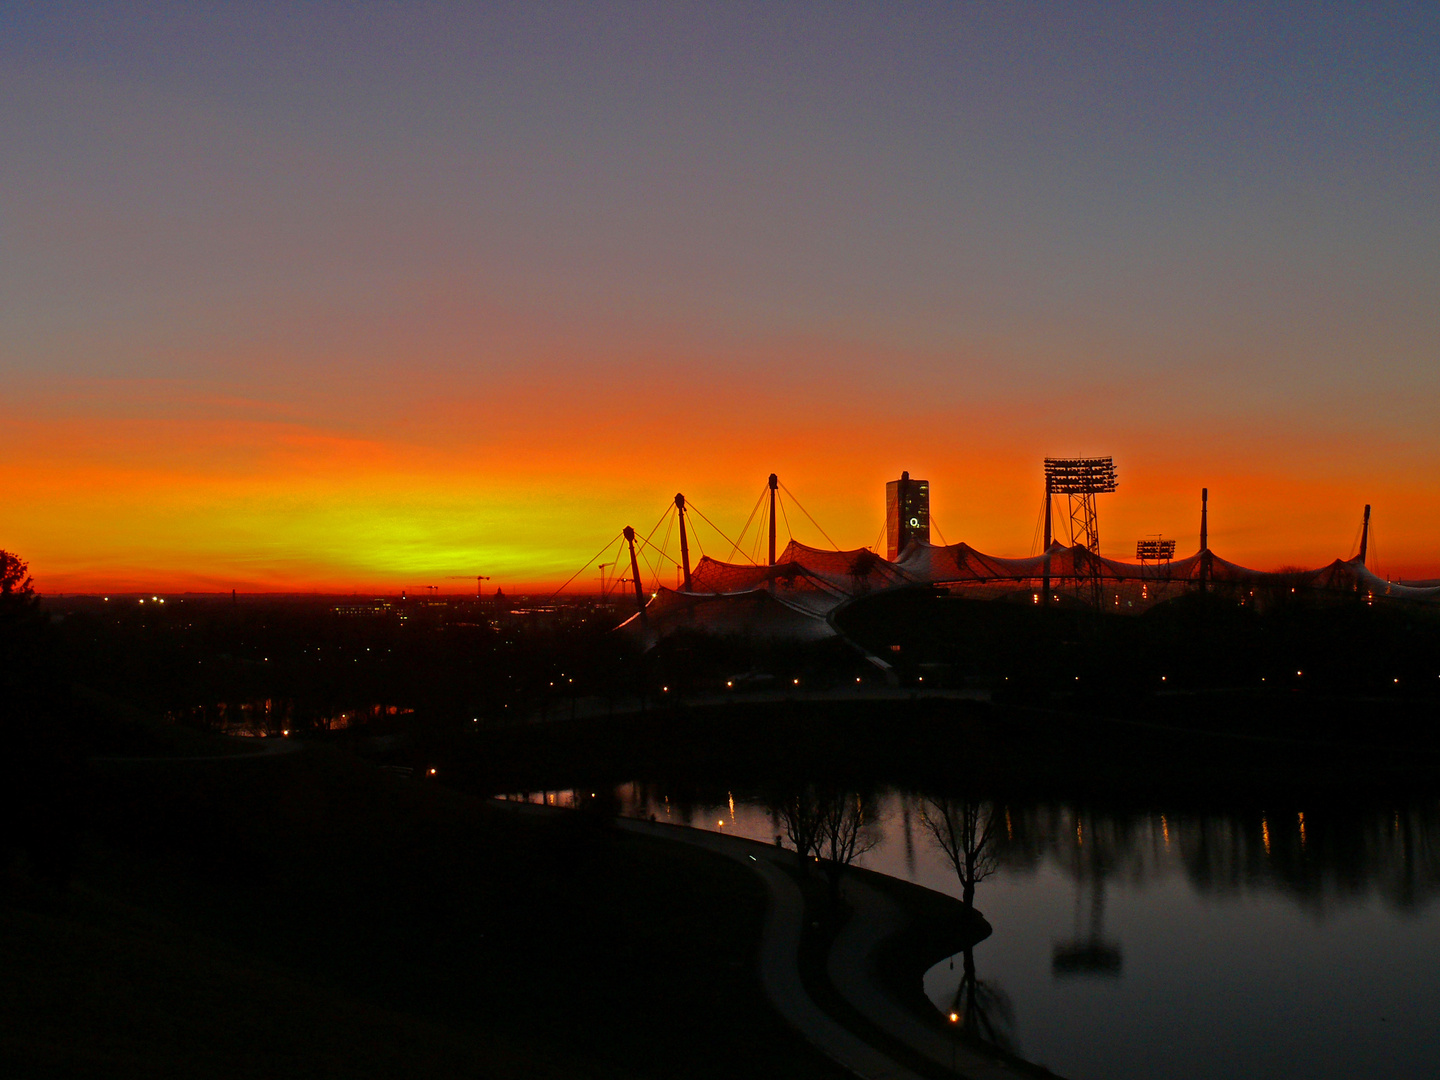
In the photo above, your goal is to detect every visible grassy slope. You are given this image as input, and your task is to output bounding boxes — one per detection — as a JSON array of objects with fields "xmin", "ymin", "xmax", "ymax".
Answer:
[{"xmin": 2, "ymin": 742, "xmax": 847, "ymax": 1080}]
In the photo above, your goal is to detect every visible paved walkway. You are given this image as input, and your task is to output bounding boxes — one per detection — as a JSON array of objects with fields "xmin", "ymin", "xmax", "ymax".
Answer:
[
  {"xmin": 616, "ymin": 817, "xmax": 930, "ymax": 1080},
  {"xmin": 506, "ymin": 800, "xmax": 1044, "ymax": 1078},
  {"xmin": 828, "ymin": 874, "xmax": 1020, "ymax": 1079}
]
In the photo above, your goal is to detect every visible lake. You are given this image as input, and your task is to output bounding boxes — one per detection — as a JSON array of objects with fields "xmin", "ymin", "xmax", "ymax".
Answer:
[{"xmin": 510, "ymin": 781, "xmax": 1440, "ymax": 1079}]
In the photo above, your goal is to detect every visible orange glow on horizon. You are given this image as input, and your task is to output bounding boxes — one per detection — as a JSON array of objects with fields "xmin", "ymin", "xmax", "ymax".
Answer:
[{"xmin": 6, "ymin": 367, "xmax": 1439, "ymax": 593}]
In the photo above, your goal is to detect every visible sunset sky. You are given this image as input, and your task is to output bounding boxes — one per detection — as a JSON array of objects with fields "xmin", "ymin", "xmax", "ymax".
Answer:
[{"xmin": 5, "ymin": 3, "xmax": 1438, "ymax": 592}]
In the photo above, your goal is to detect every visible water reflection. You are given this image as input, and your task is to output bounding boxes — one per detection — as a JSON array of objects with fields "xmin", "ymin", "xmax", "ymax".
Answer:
[
  {"xmin": 1039, "ymin": 808, "xmax": 1125, "ymax": 978},
  {"xmin": 917, "ymin": 796, "xmax": 998, "ymax": 909},
  {"xmin": 987, "ymin": 801, "xmax": 1440, "ymax": 914},
  {"xmin": 1051, "ymin": 876, "xmax": 1122, "ymax": 978},
  {"xmin": 526, "ymin": 781, "xmax": 1440, "ymax": 1080},
  {"xmin": 503, "ymin": 783, "xmax": 1440, "ymax": 916},
  {"xmin": 947, "ymin": 944, "xmax": 1016, "ymax": 1051},
  {"xmin": 767, "ymin": 785, "xmax": 883, "ymax": 901},
  {"xmin": 510, "ymin": 783, "xmax": 1440, "ymax": 912}
]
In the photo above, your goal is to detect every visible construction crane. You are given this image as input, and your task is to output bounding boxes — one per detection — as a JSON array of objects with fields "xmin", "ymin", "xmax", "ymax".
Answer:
[{"xmin": 445, "ymin": 574, "xmax": 491, "ymax": 598}]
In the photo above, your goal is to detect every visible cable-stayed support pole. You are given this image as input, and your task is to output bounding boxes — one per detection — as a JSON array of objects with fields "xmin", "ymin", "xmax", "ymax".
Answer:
[
  {"xmin": 1199, "ymin": 488, "xmax": 1210, "ymax": 594},
  {"xmin": 675, "ymin": 493, "xmax": 692, "ymax": 589},
  {"xmin": 768, "ymin": 473, "xmax": 778, "ymax": 566},
  {"xmin": 624, "ymin": 526, "xmax": 647, "ymax": 629}
]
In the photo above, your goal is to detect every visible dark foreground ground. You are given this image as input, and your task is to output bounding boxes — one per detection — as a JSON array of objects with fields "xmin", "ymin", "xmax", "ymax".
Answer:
[
  {"xmin": 8, "ymin": 586, "xmax": 1439, "ymax": 1077},
  {"xmin": 1, "ymin": 725, "xmax": 851, "ymax": 1080},
  {"xmin": 10, "ymin": 694, "xmax": 1436, "ymax": 1079}
]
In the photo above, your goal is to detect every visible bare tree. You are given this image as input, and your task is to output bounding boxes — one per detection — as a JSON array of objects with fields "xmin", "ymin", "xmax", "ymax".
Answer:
[
  {"xmin": 772, "ymin": 785, "xmax": 882, "ymax": 901},
  {"xmin": 920, "ymin": 796, "xmax": 998, "ymax": 908},
  {"xmin": 815, "ymin": 788, "xmax": 882, "ymax": 901},
  {"xmin": 773, "ymin": 785, "xmax": 825, "ymax": 867}
]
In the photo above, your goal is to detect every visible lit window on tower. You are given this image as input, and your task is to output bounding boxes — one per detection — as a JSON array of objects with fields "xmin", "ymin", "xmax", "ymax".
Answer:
[{"xmin": 886, "ymin": 471, "xmax": 930, "ymax": 560}]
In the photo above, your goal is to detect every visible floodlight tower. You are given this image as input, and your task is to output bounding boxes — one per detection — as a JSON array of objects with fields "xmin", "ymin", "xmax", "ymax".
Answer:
[
  {"xmin": 1135, "ymin": 538, "xmax": 1176, "ymax": 565},
  {"xmin": 1044, "ymin": 457, "xmax": 1118, "ymax": 608},
  {"xmin": 1135, "ymin": 537, "xmax": 1176, "ymax": 582}
]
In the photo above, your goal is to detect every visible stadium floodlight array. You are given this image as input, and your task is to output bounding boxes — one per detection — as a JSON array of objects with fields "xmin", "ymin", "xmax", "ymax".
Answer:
[
  {"xmin": 1136, "ymin": 539, "xmax": 1177, "ymax": 562},
  {"xmin": 1042, "ymin": 456, "xmax": 1118, "ymax": 610},
  {"xmin": 1044, "ymin": 457, "xmax": 1118, "ymax": 494}
]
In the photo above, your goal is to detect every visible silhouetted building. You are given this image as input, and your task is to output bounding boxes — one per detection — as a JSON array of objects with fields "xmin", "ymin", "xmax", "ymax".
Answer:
[{"xmin": 886, "ymin": 471, "xmax": 929, "ymax": 560}]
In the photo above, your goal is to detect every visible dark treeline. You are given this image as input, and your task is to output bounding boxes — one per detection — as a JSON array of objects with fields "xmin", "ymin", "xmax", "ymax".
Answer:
[
  {"xmin": 14, "ymin": 573, "xmax": 1440, "ymax": 884},
  {"xmin": 31, "ymin": 579, "xmax": 1440, "ymax": 759},
  {"xmin": 457, "ymin": 691, "xmax": 1440, "ymax": 819},
  {"xmin": 839, "ymin": 585, "xmax": 1440, "ymax": 702},
  {"xmin": 41, "ymin": 594, "xmax": 640, "ymax": 740},
  {"xmin": 1, "ymin": 552, "xmax": 82, "ymax": 884}
]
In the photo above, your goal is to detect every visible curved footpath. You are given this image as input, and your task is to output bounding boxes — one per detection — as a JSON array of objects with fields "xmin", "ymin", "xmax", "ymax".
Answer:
[
  {"xmin": 87, "ymin": 744, "xmax": 1023, "ymax": 1077},
  {"xmin": 827, "ymin": 873, "xmax": 1020, "ymax": 1079},
  {"xmin": 616, "ymin": 817, "xmax": 1023, "ymax": 1080}
]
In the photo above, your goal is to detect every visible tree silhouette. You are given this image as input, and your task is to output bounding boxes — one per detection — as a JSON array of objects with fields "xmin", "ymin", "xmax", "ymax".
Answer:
[
  {"xmin": 815, "ymin": 788, "xmax": 882, "ymax": 902},
  {"xmin": 0, "ymin": 548, "xmax": 79, "ymax": 886},
  {"xmin": 773, "ymin": 785, "xmax": 824, "ymax": 866},
  {"xmin": 920, "ymin": 796, "xmax": 998, "ymax": 908},
  {"xmin": 772, "ymin": 784, "xmax": 881, "ymax": 902},
  {"xmin": 0, "ymin": 549, "xmax": 35, "ymax": 603}
]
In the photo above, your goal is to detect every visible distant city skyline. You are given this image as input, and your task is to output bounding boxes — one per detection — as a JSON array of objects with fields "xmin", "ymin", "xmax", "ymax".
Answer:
[{"xmin": 5, "ymin": 3, "xmax": 1437, "ymax": 591}]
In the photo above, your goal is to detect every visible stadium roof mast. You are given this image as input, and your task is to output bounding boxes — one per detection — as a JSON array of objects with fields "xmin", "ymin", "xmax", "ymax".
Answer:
[
  {"xmin": 622, "ymin": 526, "xmax": 648, "ymax": 629},
  {"xmin": 1044, "ymin": 457, "xmax": 1118, "ymax": 609},
  {"xmin": 674, "ymin": 493, "xmax": 692, "ymax": 590},
  {"xmin": 768, "ymin": 473, "xmax": 779, "ymax": 566},
  {"xmin": 1199, "ymin": 488, "xmax": 1210, "ymax": 593}
]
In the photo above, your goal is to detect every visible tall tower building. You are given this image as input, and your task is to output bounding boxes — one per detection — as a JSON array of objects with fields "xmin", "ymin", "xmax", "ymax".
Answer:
[{"xmin": 885, "ymin": 471, "xmax": 930, "ymax": 560}]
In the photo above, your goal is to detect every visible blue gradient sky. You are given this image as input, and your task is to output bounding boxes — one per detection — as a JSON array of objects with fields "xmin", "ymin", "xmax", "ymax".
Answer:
[{"xmin": 4, "ymin": 3, "xmax": 1437, "ymax": 589}]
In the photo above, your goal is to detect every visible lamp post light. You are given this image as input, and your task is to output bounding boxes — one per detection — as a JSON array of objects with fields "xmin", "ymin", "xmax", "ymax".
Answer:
[{"xmin": 949, "ymin": 1010, "xmax": 960, "ymax": 1074}]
